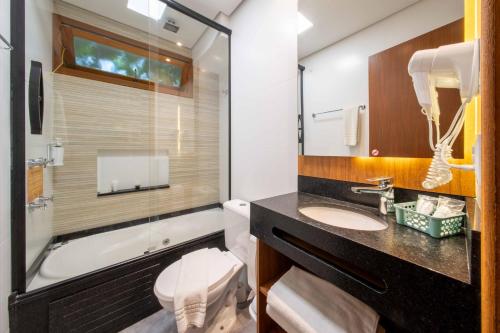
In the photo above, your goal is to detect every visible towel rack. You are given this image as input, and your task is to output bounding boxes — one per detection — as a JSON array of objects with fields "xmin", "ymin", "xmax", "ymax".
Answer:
[
  {"xmin": 0, "ymin": 33, "xmax": 13, "ymax": 50},
  {"xmin": 312, "ymin": 104, "xmax": 366, "ymax": 118}
]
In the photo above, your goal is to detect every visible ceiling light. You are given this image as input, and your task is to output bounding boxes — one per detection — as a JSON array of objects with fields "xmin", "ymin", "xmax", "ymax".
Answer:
[
  {"xmin": 297, "ymin": 12, "xmax": 313, "ymax": 34},
  {"xmin": 165, "ymin": 58, "xmax": 171, "ymax": 62},
  {"xmin": 127, "ymin": 0, "xmax": 166, "ymax": 21},
  {"xmin": 176, "ymin": 41, "xmax": 183, "ymax": 47}
]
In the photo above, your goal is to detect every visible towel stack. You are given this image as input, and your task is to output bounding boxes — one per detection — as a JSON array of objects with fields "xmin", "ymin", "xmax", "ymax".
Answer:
[{"xmin": 266, "ymin": 266, "xmax": 380, "ymax": 333}]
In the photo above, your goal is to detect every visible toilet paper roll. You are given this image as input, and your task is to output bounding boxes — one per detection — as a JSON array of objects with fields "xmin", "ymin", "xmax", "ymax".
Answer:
[{"xmin": 50, "ymin": 146, "xmax": 64, "ymax": 166}]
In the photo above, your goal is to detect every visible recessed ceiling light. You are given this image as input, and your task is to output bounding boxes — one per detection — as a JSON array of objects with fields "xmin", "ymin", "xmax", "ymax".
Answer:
[
  {"xmin": 165, "ymin": 58, "xmax": 171, "ymax": 62},
  {"xmin": 297, "ymin": 12, "xmax": 313, "ymax": 34},
  {"xmin": 176, "ymin": 41, "xmax": 183, "ymax": 47},
  {"xmin": 127, "ymin": 0, "xmax": 166, "ymax": 21}
]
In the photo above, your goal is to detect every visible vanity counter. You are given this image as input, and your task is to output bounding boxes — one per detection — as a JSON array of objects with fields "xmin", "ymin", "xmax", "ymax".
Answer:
[
  {"xmin": 252, "ymin": 191, "xmax": 470, "ymax": 284},
  {"xmin": 251, "ymin": 191, "xmax": 480, "ymax": 333}
]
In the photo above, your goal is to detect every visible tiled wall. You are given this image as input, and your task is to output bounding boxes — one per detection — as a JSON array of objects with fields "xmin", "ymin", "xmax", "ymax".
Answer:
[
  {"xmin": 52, "ymin": 70, "xmax": 221, "ymax": 236},
  {"xmin": 50, "ymin": 2, "xmax": 222, "ymax": 236}
]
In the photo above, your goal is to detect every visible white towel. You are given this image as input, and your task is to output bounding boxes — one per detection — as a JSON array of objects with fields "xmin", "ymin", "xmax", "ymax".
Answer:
[
  {"xmin": 267, "ymin": 266, "xmax": 379, "ymax": 333},
  {"xmin": 344, "ymin": 107, "xmax": 359, "ymax": 146},
  {"xmin": 247, "ymin": 236, "xmax": 257, "ymax": 291},
  {"xmin": 174, "ymin": 248, "xmax": 208, "ymax": 333}
]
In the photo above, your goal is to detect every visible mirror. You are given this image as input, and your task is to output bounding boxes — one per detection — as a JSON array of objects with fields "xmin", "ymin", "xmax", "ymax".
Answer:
[{"xmin": 298, "ymin": 0, "xmax": 465, "ymax": 158}]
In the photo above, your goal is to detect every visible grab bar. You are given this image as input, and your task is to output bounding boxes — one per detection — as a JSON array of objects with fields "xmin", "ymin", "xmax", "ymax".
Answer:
[
  {"xmin": 0, "ymin": 33, "xmax": 13, "ymax": 50},
  {"xmin": 312, "ymin": 104, "xmax": 366, "ymax": 118}
]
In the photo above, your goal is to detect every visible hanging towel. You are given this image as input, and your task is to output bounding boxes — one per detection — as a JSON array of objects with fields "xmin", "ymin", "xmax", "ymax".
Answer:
[
  {"xmin": 266, "ymin": 266, "xmax": 379, "ymax": 333},
  {"xmin": 174, "ymin": 248, "xmax": 209, "ymax": 333},
  {"xmin": 344, "ymin": 106, "xmax": 360, "ymax": 146}
]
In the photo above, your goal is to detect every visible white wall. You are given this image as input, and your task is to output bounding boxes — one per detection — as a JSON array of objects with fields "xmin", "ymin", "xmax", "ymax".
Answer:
[
  {"xmin": 229, "ymin": 0, "xmax": 298, "ymax": 201},
  {"xmin": 25, "ymin": 0, "xmax": 54, "ymax": 270},
  {"xmin": 0, "ymin": 0, "xmax": 10, "ymax": 330},
  {"xmin": 301, "ymin": 0, "xmax": 464, "ymax": 157}
]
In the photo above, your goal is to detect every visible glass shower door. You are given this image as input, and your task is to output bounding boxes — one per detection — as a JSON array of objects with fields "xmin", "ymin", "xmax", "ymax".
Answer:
[
  {"xmin": 24, "ymin": 0, "xmax": 230, "ymax": 292},
  {"xmin": 146, "ymin": 4, "xmax": 230, "ymax": 252}
]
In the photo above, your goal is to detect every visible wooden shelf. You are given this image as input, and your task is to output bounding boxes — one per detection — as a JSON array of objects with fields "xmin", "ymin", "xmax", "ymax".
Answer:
[
  {"xmin": 257, "ymin": 239, "xmax": 388, "ymax": 333},
  {"xmin": 259, "ymin": 275, "xmax": 281, "ymax": 297}
]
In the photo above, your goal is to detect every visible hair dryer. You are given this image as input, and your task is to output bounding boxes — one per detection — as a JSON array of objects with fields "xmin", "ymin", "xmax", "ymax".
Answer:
[{"xmin": 408, "ymin": 40, "xmax": 480, "ymax": 190}]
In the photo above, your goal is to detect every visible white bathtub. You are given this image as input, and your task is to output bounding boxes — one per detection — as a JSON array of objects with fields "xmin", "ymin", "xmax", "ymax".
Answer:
[{"xmin": 28, "ymin": 208, "xmax": 224, "ymax": 291}]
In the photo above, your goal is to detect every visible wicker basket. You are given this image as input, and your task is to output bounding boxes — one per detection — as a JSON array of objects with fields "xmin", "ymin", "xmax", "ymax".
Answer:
[{"xmin": 394, "ymin": 201, "xmax": 465, "ymax": 238}]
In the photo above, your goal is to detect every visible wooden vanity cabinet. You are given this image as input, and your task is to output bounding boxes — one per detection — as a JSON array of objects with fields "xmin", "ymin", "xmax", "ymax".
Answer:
[
  {"xmin": 255, "ymin": 239, "xmax": 388, "ymax": 333},
  {"xmin": 368, "ymin": 19, "xmax": 464, "ymax": 158},
  {"xmin": 256, "ymin": 239, "xmax": 291, "ymax": 333}
]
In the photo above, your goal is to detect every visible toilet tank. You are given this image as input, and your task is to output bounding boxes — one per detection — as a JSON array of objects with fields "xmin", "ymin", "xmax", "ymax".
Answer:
[{"xmin": 223, "ymin": 199, "xmax": 250, "ymax": 263}]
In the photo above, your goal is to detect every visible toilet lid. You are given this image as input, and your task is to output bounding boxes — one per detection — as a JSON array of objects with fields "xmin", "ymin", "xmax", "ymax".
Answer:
[{"xmin": 154, "ymin": 248, "xmax": 237, "ymax": 302}]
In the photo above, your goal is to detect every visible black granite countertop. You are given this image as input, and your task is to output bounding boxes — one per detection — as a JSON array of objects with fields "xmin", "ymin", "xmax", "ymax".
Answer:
[{"xmin": 252, "ymin": 191, "xmax": 470, "ymax": 284}]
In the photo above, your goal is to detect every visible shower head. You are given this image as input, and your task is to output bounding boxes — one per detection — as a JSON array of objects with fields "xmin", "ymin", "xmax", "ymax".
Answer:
[{"xmin": 163, "ymin": 19, "xmax": 179, "ymax": 33}]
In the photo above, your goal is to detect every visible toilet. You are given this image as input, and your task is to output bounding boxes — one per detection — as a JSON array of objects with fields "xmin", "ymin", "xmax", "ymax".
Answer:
[{"xmin": 154, "ymin": 199, "xmax": 256, "ymax": 332}]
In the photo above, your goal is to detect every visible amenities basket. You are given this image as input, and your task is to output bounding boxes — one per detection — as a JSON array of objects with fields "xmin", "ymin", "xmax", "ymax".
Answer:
[{"xmin": 394, "ymin": 201, "xmax": 466, "ymax": 238}]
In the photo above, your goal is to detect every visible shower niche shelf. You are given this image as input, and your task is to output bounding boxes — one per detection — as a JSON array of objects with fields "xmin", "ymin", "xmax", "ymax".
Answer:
[
  {"xmin": 97, "ymin": 149, "xmax": 170, "ymax": 196},
  {"xmin": 97, "ymin": 184, "xmax": 170, "ymax": 197}
]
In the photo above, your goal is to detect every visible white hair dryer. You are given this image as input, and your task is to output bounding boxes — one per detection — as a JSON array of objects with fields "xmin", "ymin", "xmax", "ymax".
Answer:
[{"xmin": 408, "ymin": 39, "xmax": 480, "ymax": 190}]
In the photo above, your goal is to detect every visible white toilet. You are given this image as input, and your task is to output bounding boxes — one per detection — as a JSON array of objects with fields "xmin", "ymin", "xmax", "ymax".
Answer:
[{"xmin": 154, "ymin": 199, "xmax": 256, "ymax": 332}]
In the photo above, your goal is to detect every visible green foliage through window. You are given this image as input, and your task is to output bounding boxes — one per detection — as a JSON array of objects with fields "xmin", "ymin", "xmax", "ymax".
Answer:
[{"xmin": 73, "ymin": 36, "xmax": 182, "ymax": 88}]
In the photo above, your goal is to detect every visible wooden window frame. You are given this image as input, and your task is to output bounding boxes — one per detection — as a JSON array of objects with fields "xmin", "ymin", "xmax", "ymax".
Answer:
[{"xmin": 52, "ymin": 14, "xmax": 193, "ymax": 98}]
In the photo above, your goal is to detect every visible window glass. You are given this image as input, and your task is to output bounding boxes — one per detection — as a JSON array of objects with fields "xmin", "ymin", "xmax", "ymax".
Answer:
[{"xmin": 73, "ymin": 36, "xmax": 183, "ymax": 88}]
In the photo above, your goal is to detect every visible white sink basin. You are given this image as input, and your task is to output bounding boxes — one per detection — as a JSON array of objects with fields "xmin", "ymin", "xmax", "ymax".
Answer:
[{"xmin": 299, "ymin": 206, "xmax": 388, "ymax": 231}]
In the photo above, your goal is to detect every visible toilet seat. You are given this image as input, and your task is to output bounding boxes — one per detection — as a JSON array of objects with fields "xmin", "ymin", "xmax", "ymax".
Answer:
[{"xmin": 154, "ymin": 248, "xmax": 243, "ymax": 310}]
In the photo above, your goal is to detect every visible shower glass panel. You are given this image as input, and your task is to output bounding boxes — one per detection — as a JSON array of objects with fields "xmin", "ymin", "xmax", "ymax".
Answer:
[
  {"xmin": 146, "ymin": 5, "xmax": 230, "ymax": 252},
  {"xmin": 24, "ymin": 0, "xmax": 229, "ymax": 292}
]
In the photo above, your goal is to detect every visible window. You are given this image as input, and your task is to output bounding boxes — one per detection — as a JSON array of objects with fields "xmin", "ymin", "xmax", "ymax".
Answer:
[{"xmin": 53, "ymin": 15, "xmax": 193, "ymax": 97}]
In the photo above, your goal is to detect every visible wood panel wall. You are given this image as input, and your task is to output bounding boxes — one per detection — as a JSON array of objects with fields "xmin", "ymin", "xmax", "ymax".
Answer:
[
  {"xmin": 369, "ymin": 20, "xmax": 464, "ymax": 158},
  {"xmin": 298, "ymin": 155, "xmax": 475, "ymax": 196},
  {"xmin": 480, "ymin": 0, "xmax": 499, "ymax": 331}
]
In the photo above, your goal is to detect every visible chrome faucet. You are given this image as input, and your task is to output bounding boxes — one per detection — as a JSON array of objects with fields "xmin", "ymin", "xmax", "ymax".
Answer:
[{"xmin": 351, "ymin": 177, "xmax": 394, "ymax": 215}]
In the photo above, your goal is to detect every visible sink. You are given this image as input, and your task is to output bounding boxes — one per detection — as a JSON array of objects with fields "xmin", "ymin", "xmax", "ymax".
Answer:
[{"xmin": 298, "ymin": 206, "xmax": 388, "ymax": 231}]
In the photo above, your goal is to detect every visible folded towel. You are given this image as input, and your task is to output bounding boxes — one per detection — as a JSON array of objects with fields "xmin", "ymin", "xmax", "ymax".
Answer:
[
  {"xmin": 267, "ymin": 266, "xmax": 379, "ymax": 333},
  {"xmin": 174, "ymin": 248, "xmax": 208, "ymax": 333},
  {"xmin": 344, "ymin": 107, "xmax": 360, "ymax": 146},
  {"xmin": 247, "ymin": 236, "xmax": 257, "ymax": 291}
]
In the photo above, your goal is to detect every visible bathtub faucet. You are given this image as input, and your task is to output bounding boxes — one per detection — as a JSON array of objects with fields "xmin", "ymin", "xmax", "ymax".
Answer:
[{"xmin": 26, "ymin": 196, "xmax": 53, "ymax": 212}]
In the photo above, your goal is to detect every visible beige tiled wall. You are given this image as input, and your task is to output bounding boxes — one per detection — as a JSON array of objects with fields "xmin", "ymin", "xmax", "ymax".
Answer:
[
  {"xmin": 49, "ymin": 0, "xmax": 222, "ymax": 236},
  {"xmin": 52, "ymin": 70, "xmax": 220, "ymax": 235}
]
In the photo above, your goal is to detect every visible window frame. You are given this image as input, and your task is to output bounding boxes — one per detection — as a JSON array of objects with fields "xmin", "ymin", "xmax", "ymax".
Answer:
[{"xmin": 53, "ymin": 14, "xmax": 194, "ymax": 98}]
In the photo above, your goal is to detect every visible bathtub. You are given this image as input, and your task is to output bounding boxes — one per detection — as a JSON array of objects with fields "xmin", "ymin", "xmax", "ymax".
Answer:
[{"xmin": 28, "ymin": 208, "xmax": 224, "ymax": 291}]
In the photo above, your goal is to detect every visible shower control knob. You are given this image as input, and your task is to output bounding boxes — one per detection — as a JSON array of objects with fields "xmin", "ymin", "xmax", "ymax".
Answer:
[{"xmin": 371, "ymin": 149, "xmax": 380, "ymax": 156}]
